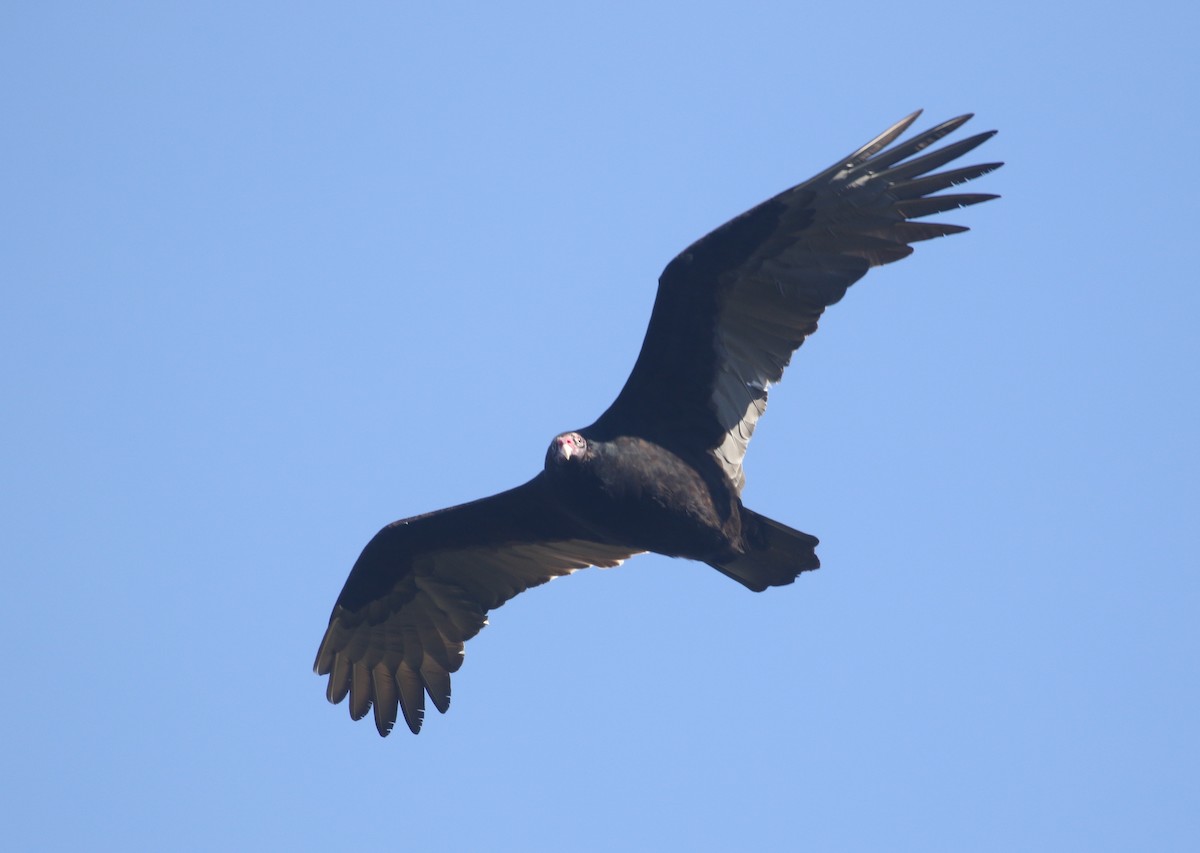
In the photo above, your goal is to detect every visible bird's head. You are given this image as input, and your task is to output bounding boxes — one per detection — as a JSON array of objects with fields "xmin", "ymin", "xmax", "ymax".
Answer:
[{"xmin": 546, "ymin": 431, "xmax": 588, "ymax": 468}]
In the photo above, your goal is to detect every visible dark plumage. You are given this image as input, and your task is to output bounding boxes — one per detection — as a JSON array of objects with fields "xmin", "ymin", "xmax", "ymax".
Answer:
[{"xmin": 315, "ymin": 110, "xmax": 1001, "ymax": 736}]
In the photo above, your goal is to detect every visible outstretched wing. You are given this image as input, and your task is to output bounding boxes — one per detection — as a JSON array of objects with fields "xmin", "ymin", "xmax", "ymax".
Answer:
[
  {"xmin": 314, "ymin": 475, "xmax": 639, "ymax": 736},
  {"xmin": 588, "ymin": 111, "xmax": 1001, "ymax": 492}
]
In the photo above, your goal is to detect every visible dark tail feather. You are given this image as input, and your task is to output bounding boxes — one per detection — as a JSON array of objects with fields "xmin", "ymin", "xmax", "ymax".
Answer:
[{"xmin": 706, "ymin": 509, "xmax": 820, "ymax": 592}]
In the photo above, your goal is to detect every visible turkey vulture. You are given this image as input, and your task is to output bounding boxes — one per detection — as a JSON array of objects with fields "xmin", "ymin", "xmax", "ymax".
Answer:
[{"xmin": 315, "ymin": 110, "xmax": 1001, "ymax": 736}]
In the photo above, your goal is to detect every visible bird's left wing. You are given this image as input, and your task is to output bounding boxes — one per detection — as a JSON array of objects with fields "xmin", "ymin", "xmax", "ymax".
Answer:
[
  {"xmin": 589, "ymin": 111, "xmax": 1001, "ymax": 491},
  {"xmin": 314, "ymin": 475, "xmax": 639, "ymax": 736}
]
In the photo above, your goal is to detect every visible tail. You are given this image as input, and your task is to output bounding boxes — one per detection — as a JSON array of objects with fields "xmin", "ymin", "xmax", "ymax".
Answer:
[{"xmin": 706, "ymin": 509, "xmax": 820, "ymax": 592}]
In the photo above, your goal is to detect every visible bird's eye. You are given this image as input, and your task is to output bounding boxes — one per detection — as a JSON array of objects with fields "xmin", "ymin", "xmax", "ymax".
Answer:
[{"xmin": 574, "ymin": 434, "xmax": 585, "ymax": 448}]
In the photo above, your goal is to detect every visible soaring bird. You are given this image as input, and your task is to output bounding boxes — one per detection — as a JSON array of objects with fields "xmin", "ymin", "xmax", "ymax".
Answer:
[{"xmin": 315, "ymin": 110, "xmax": 1001, "ymax": 736}]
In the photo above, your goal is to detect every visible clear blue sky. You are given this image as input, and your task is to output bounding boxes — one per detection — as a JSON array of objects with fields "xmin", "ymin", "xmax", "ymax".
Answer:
[{"xmin": 3, "ymin": 3, "xmax": 1197, "ymax": 851}]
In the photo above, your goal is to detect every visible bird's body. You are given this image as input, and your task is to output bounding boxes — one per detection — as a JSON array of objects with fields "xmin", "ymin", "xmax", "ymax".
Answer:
[
  {"xmin": 548, "ymin": 433, "xmax": 740, "ymax": 561},
  {"xmin": 315, "ymin": 110, "xmax": 1002, "ymax": 736}
]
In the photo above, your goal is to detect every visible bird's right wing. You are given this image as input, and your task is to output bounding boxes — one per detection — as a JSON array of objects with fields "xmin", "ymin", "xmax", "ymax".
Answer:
[
  {"xmin": 314, "ymin": 475, "xmax": 639, "ymax": 736},
  {"xmin": 589, "ymin": 111, "xmax": 1001, "ymax": 492}
]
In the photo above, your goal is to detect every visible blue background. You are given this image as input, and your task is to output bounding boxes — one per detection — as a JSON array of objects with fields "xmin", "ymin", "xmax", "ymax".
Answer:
[{"xmin": 3, "ymin": 3, "xmax": 1197, "ymax": 850}]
